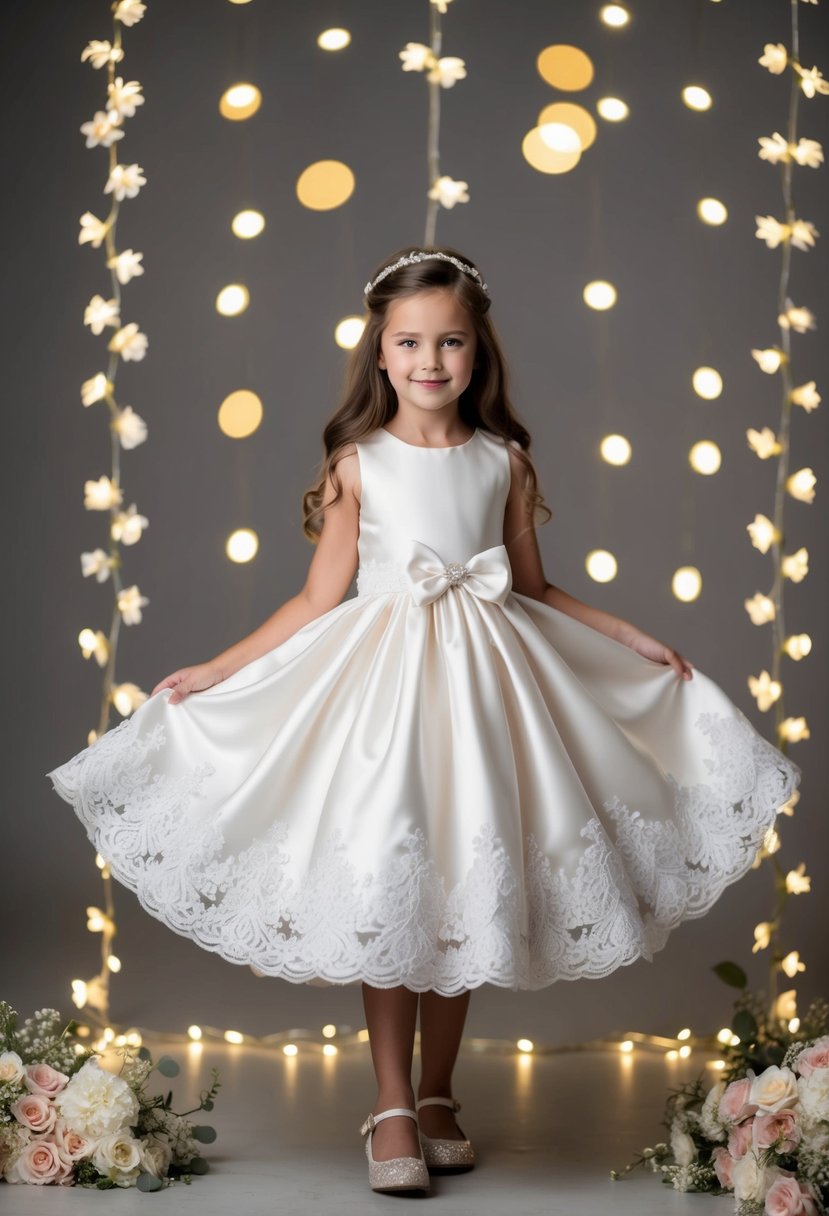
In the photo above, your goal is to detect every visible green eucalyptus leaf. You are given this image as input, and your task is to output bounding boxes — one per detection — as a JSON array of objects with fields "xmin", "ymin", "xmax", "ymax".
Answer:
[
  {"xmin": 137, "ymin": 1046, "xmax": 153, "ymax": 1062},
  {"xmin": 712, "ymin": 961, "xmax": 747, "ymax": 989},
  {"xmin": 136, "ymin": 1171, "xmax": 164, "ymax": 1192},
  {"xmin": 192, "ymin": 1125, "xmax": 217, "ymax": 1143},
  {"xmin": 202, "ymin": 1099, "xmax": 214, "ymax": 1111},
  {"xmin": 732, "ymin": 1010, "xmax": 758, "ymax": 1042},
  {"xmin": 189, "ymin": 1156, "xmax": 209, "ymax": 1174},
  {"xmin": 156, "ymin": 1055, "xmax": 180, "ymax": 1077}
]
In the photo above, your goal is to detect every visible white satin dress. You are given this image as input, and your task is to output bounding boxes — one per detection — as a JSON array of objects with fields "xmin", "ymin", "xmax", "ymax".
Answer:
[{"xmin": 46, "ymin": 425, "xmax": 800, "ymax": 995}]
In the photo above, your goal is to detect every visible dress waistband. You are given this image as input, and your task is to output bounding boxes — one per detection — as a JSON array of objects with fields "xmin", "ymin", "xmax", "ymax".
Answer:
[{"xmin": 356, "ymin": 541, "xmax": 513, "ymax": 606}]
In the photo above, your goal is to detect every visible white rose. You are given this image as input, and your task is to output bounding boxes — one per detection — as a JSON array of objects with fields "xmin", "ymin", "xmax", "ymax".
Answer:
[
  {"xmin": 92, "ymin": 1131, "xmax": 142, "ymax": 1187},
  {"xmin": 698, "ymin": 1080, "xmax": 727, "ymax": 1141},
  {"xmin": 670, "ymin": 1122, "xmax": 698, "ymax": 1166},
  {"xmin": 55, "ymin": 1058, "xmax": 139, "ymax": 1140},
  {"xmin": 797, "ymin": 1069, "xmax": 829, "ymax": 1124},
  {"xmin": 748, "ymin": 1064, "xmax": 799, "ymax": 1113},
  {"xmin": 0, "ymin": 1051, "xmax": 25, "ymax": 1084},
  {"xmin": 731, "ymin": 1150, "xmax": 782, "ymax": 1204},
  {"xmin": 139, "ymin": 1135, "xmax": 172, "ymax": 1178}
]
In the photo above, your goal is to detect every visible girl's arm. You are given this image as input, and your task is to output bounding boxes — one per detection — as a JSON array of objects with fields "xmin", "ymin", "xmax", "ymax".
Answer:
[
  {"xmin": 152, "ymin": 447, "xmax": 361, "ymax": 700},
  {"xmin": 502, "ymin": 446, "xmax": 693, "ymax": 681}
]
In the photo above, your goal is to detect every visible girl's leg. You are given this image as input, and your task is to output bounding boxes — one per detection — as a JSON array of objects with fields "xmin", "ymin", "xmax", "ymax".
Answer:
[
  {"xmin": 361, "ymin": 982, "xmax": 421, "ymax": 1161},
  {"xmin": 416, "ymin": 988, "xmax": 471, "ymax": 1140}
]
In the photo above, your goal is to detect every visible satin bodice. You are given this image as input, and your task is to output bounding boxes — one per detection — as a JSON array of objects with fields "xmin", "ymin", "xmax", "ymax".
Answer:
[{"xmin": 354, "ymin": 426, "xmax": 512, "ymax": 597}]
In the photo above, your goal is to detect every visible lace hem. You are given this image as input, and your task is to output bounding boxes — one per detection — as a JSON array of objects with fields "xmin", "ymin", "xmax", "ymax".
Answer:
[{"xmin": 46, "ymin": 710, "xmax": 799, "ymax": 994}]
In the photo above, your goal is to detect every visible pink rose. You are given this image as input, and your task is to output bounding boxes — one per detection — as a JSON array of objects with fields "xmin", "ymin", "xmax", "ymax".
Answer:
[
  {"xmin": 795, "ymin": 1035, "xmax": 829, "ymax": 1079},
  {"xmin": 713, "ymin": 1145, "xmax": 735, "ymax": 1189},
  {"xmin": 753, "ymin": 1109, "xmax": 801, "ymax": 1154},
  {"xmin": 52, "ymin": 1117, "xmax": 95, "ymax": 1161},
  {"xmin": 5, "ymin": 1140, "xmax": 72, "ymax": 1186},
  {"xmin": 10, "ymin": 1093, "xmax": 57, "ymax": 1135},
  {"xmin": 720, "ymin": 1077, "xmax": 758, "ymax": 1124},
  {"xmin": 24, "ymin": 1063, "xmax": 70, "ymax": 1098},
  {"xmin": 764, "ymin": 1175, "xmax": 819, "ymax": 1216},
  {"xmin": 728, "ymin": 1119, "xmax": 754, "ymax": 1160}
]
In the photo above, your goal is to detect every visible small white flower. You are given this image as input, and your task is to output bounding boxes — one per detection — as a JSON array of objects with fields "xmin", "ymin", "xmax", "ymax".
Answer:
[
  {"xmin": 747, "ymin": 513, "xmax": 778, "ymax": 553},
  {"xmin": 78, "ymin": 211, "xmax": 109, "ymax": 248},
  {"xmin": 80, "ymin": 40, "xmax": 125, "ymax": 70},
  {"xmin": 84, "ymin": 475, "xmax": 123, "ymax": 511},
  {"xmin": 108, "ymin": 322, "xmax": 148, "ymax": 361},
  {"xmin": 751, "ymin": 347, "xmax": 785, "ymax": 373},
  {"xmin": 758, "ymin": 43, "xmax": 788, "ymax": 74},
  {"xmin": 790, "ymin": 379, "xmax": 821, "ymax": 411},
  {"xmin": 112, "ymin": 682, "xmax": 148, "ymax": 715},
  {"xmin": 427, "ymin": 175, "xmax": 470, "ymax": 208},
  {"xmin": 744, "ymin": 593, "xmax": 775, "ymax": 625},
  {"xmin": 84, "ymin": 294, "xmax": 120, "ymax": 335},
  {"xmin": 792, "ymin": 137, "xmax": 824, "ymax": 167},
  {"xmin": 758, "ymin": 132, "xmax": 790, "ymax": 164},
  {"xmin": 81, "ymin": 372, "xmax": 109, "ymax": 405},
  {"xmin": 785, "ymin": 863, "xmax": 811, "ymax": 894},
  {"xmin": 113, "ymin": 407, "xmax": 148, "ymax": 450},
  {"xmin": 796, "ymin": 64, "xmax": 829, "ymax": 98},
  {"xmin": 105, "ymin": 163, "xmax": 147, "ymax": 201},
  {"xmin": 790, "ymin": 218, "xmax": 818, "ymax": 250},
  {"xmin": 107, "ymin": 77, "xmax": 145, "ymax": 119},
  {"xmin": 755, "ymin": 215, "xmax": 789, "ymax": 248},
  {"xmin": 80, "ymin": 109, "xmax": 124, "ymax": 149},
  {"xmin": 81, "ymin": 548, "xmax": 115, "ymax": 582},
  {"xmin": 787, "ymin": 467, "xmax": 816, "ymax": 503},
  {"xmin": 748, "ymin": 670, "xmax": 782, "ymax": 712},
  {"xmin": 732, "ymin": 1150, "xmax": 783, "ymax": 1204},
  {"xmin": 91, "ymin": 1130, "xmax": 142, "ymax": 1188},
  {"xmin": 0, "ymin": 1051, "xmax": 25, "ymax": 1084},
  {"xmin": 107, "ymin": 248, "xmax": 144, "ymax": 284},
  {"xmin": 778, "ymin": 303, "xmax": 816, "ymax": 333},
  {"xmin": 427, "ymin": 55, "xmax": 467, "ymax": 88},
  {"xmin": 80, "ymin": 630, "xmax": 110, "ymax": 665},
  {"xmin": 111, "ymin": 503, "xmax": 149, "ymax": 545},
  {"xmin": 400, "ymin": 42, "xmax": 436, "ymax": 72},
  {"xmin": 114, "ymin": 0, "xmax": 147, "ymax": 27},
  {"xmin": 669, "ymin": 1122, "xmax": 698, "ymax": 1166},
  {"xmin": 753, "ymin": 921, "xmax": 773, "ymax": 952},
  {"xmin": 781, "ymin": 547, "xmax": 809, "ymax": 582},
  {"xmin": 746, "ymin": 427, "xmax": 781, "ymax": 459},
  {"xmin": 118, "ymin": 585, "xmax": 150, "ymax": 625}
]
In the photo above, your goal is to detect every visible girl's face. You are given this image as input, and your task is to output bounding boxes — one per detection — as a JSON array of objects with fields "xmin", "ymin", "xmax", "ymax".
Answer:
[{"xmin": 377, "ymin": 288, "xmax": 477, "ymax": 419}]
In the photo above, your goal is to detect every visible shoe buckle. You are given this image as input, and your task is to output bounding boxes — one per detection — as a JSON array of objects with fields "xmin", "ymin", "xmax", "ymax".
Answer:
[{"xmin": 360, "ymin": 1113, "xmax": 376, "ymax": 1136}]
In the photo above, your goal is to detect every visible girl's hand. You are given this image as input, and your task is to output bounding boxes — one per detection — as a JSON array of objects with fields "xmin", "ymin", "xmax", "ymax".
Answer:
[
  {"xmin": 151, "ymin": 663, "xmax": 225, "ymax": 704},
  {"xmin": 626, "ymin": 630, "xmax": 694, "ymax": 680}
]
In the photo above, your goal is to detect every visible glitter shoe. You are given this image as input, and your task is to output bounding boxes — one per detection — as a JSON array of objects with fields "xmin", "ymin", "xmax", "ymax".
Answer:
[
  {"xmin": 416, "ymin": 1097, "xmax": 475, "ymax": 1171},
  {"xmin": 359, "ymin": 1107, "xmax": 431, "ymax": 1194}
]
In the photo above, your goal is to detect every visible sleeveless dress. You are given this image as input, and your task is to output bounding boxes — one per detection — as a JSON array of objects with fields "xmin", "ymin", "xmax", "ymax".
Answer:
[{"xmin": 45, "ymin": 426, "xmax": 800, "ymax": 995}]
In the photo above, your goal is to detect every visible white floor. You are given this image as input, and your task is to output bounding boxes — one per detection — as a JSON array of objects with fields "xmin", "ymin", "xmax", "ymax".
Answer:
[{"xmin": 1, "ymin": 1038, "xmax": 733, "ymax": 1213}]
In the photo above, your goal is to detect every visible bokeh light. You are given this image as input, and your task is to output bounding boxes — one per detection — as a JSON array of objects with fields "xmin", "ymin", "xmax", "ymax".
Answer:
[
  {"xmin": 693, "ymin": 367, "xmax": 723, "ymax": 400},
  {"xmin": 522, "ymin": 127, "xmax": 582, "ymax": 174},
  {"xmin": 537, "ymin": 45, "xmax": 594, "ymax": 91},
  {"xmin": 682, "ymin": 85, "xmax": 712, "ymax": 111},
  {"xmin": 216, "ymin": 284, "xmax": 250, "ymax": 316},
  {"xmin": 600, "ymin": 434, "xmax": 632, "ymax": 465},
  {"xmin": 218, "ymin": 389, "xmax": 263, "ymax": 439},
  {"xmin": 583, "ymin": 281, "xmax": 617, "ymax": 310},
  {"xmin": 697, "ymin": 198, "xmax": 728, "ymax": 225},
  {"xmin": 600, "ymin": 5, "xmax": 631, "ymax": 27},
  {"xmin": 232, "ymin": 209, "xmax": 266, "ymax": 239},
  {"xmin": 318, "ymin": 28, "xmax": 351, "ymax": 51},
  {"xmin": 219, "ymin": 83, "xmax": 262, "ymax": 120},
  {"xmin": 296, "ymin": 160, "xmax": 355, "ymax": 210},
  {"xmin": 596, "ymin": 97, "xmax": 629, "ymax": 121},
  {"xmin": 689, "ymin": 441, "xmax": 722, "ymax": 474},
  {"xmin": 335, "ymin": 317, "xmax": 366, "ymax": 349},
  {"xmin": 586, "ymin": 550, "xmax": 618, "ymax": 582},
  {"xmin": 226, "ymin": 529, "xmax": 259, "ymax": 564},
  {"xmin": 538, "ymin": 102, "xmax": 597, "ymax": 151},
  {"xmin": 672, "ymin": 567, "xmax": 702, "ymax": 602}
]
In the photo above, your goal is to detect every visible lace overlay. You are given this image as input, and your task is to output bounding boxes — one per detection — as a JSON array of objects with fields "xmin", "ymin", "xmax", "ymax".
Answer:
[{"xmin": 47, "ymin": 708, "xmax": 796, "ymax": 994}]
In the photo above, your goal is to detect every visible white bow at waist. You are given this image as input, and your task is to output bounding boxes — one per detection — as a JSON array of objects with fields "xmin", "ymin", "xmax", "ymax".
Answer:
[{"xmin": 403, "ymin": 539, "xmax": 512, "ymax": 607}]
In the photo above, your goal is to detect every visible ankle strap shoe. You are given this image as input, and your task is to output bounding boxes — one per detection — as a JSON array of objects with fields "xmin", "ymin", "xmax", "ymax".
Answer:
[
  {"xmin": 416, "ymin": 1097, "xmax": 475, "ymax": 1171},
  {"xmin": 359, "ymin": 1107, "xmax": 430, "ymax": 1193}
]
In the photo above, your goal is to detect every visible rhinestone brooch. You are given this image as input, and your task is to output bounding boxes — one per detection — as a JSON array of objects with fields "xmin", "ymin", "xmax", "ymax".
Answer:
[{"xmin": 444, "ymin": 563, "xmax": 470, "ymax": 586}]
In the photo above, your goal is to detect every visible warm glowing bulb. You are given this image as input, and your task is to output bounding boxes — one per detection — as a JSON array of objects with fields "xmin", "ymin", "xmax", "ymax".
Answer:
[
  {"xmin": 357, "ymin": 1029, "xmax": 370, "ymax": 1043},
  {"xmin": 220, "ymin": 83, "xmax": 262, "ymax": 120},
  {"xmin": 538, "ymin": 122, "xmax": 581, "ymax": 153},
  {"xmin": 283, "ymin": 1043, "xmax": 299, "ymax": 1056},
  {"xmin": 95, "ymin": 854, "xmax": 107, "ymax": 870},
  {"xmin": 683, "ymin": 85, "xmax": 712, "ymax": 111},
  {"xmin": 619, "ymin": 1040, "xmax": 634, "ymax": 1053},
  {"xmin": 516, "ymin": 1038, "xmax": 535, "ymax": 1053},
  {"xmin": 672, "ymin": 567, "xmax": 702, "ymax": 603},
  {"xmin": 600, "ymin": 434, "xmax": 632, "ymax": 465},
  {"xmin": 586, "ymin": 549, "xmax": 618, "ymax": 582},
  {"xmin": 224, "ymin": 1030, "xmax": 244, "ymax": 1044},
  {"xmin": 596, "ymin": 97, "xmax": 629, "ymax": 121},
  {"xmin": 188, "ymin": 1025, "xmax": 203, "ymax": 1041},
  {"xmin": 711, "ymin": 1060, "xmax": 726, "ymax": 1070},
  {"xmin": 677, "ymin": 1028, "xmax": 692, "ymax": 1041},
  {"xmin": 689, "ymin": 441, "xmax": 721, "ymax": 474},
  {"xmin": 697, "ymin": 198, "xmax": 728, "ymax": 225},
  {"xmin": 106, "ymin": 955, "xmax": 121, "ymax": 973},
  {"xmin": 226, "ymin": 528, "xmax": 259, "ymax": 563},
  {"xmin": 788, "ymin": 1017, "xmax": 801, "ymax": 1033},
  {"xmin": 323, "ymin": 1043, "xmax": 338, "ymax": 1056},
  {"xmin": 322, "ymin": 1024, "xmax": 337, "ymax": 1038},
  {"xmin": 666, "ymin": 1049, "xmax": 679, "ymax": 1060},
  {"xmin": 679, "ymin": 1044, "xmax": 692, "ymax": 1058},
  {"xmin": 583, "ymin": 280, "xmax": 617, "ymax": 310},
  {"xmin": 318, "ymin": 27, "xmax": 351, "ymax": 50},
  {"xmin": 231, "ymin": 209, "xmax": 265, "ymax": 239},
  {"xmin": 216, "ymin": 284, "xmax": 250, "ymax": 317},
  {"xmin": 335, "ymin": 316, "xmax": 365, "ymax": 349},
  {"xmin": 600, "ymin": 5, "xmax": 630, "ymax": 27},
  {"xmin": 783, "ymin": 634, "xmax": 812, "ymax": 660},
  {"xmin": 692, "ymin": 367, "xmax": 722, "ymax": 399},
  {"xmin": 787, "ymin": 468, "xmax": 816, "ymax": 503},
  {"xmin": 716, "ymin": 1028, "xmax": 732, "ymax": 1044}
]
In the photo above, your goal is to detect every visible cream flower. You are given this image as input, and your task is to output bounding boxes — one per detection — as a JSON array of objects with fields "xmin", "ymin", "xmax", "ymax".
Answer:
[
  {"xmin": 731, "ymin": 1150, "xmax": 782, "ymax": 1204},
  {"xmin": 107, "ymin": 77, "xmax": 145, "ymax": 119},
  {"xmin": 797, "ymin": 64, "xmax": 829, "ymax": 98},
  {"xmin": 744, "ymin": 593, "xmax": 775, "ymax": 625},
  {"xmin": 107, "ymin": 248, "xmax": 144, "ymax": 284},
  {"xmin": 105, "ymin": 163, "xmax": 147, "ymax": 201},
  {"xmin": 78, "ymin": 211, "xmax": 109, "ymax": 248},
  {"xmin": 758, "ymin": 132, "xmax": 790, "ymax": 164},
  {"xmin": 792, "ymin": 137, "xmax": 824, "ymax": 167},
  {"xmin": 758, "ymin": 43, "xmax": 788, "ymax": 74},
  {"xmin": 748, "ymin": 1065, "xmax": 799, "ymax": 1113},
  {"xmin": 755, "ymin": 215, "xmax": 789, "ymax": 248},
  {"xmin": 752, "ymin": 922, "xmax": 773, "ymax": 953},
  {"xmin": 748, "ymin": 670, "xmax": 782, "ymax": 712},
  {"xmin": 91, "ymin": 1131, "xmax": 142, "ymax": 1188},
  {"xmin": 784, "ymin": 634, "xmax": 812, "ymax": 660},
  {"xmin": 779, "ymin": 790, "xmax": 800, "ymax": 817},
  {"xmin": 108, "ymin": 322, "xmax": 148, "ymax": 361},
  {"xmin": 81, "ymin": 372, "xmax": 109, "ymax": 405},
  {"xmin": 790, "ymin": 380, "xmax": 821, "ymax": 411},
  {"xmin": 787, "ymin": 467, "xmax": 816, "ymax": 503},
  {"xmin": 797, "ymin": 1070, "xmax": 829, "ymax": 1127},
  {"xmin": 113, "ymin": 406, "xmax": 148, "ymax": 449},
  {"xmin": 747, "ymin": 514, "xmax": 778, "ymax": 553},
  {"xmin": 781, "ymin": 547, "xmax": 809, "ymax": 581},
  {"xmin": 751, "ymin": 347, "xmax": 786, "ymax": 373},
  {"xmin": 746, "ymin": 427, "xmax": 781, "ymax": 459},
  {"xmin": 0, "ymin": 1051, "xmax": 25, "ymax": 1084},
  {"xmin": 114, "ymin": 0, "xmax": 146, "ymax": 26},
  {"xmin": 84, "ymin": 294, "xmax": 120, "ymax": 335},
  {"xmin": 774, "ymin": 990, "xmax": 797, "ymax": 1021},
  {"xmin": 81, "ymin": 40, "xmax": 125, "ymax": 70},
  {"xmin": 781, "ymin": 950, "xmax": 806, "ymax": 978},
  {"xmin": 81, "ymin": 548, "xmax": 115, "ymax": 582},
  {"xmin": 138, "ymin": 1136, "xmax": 172, "ymax": 1179},
  {"xmin": 118, "ymin": 585, "xmax": 150, "ymax": 624},
  {"xmin": 400, "ymin": 42, "xmax": 436, "ymax": 72},
  {"xmin": 80, "ymin": 109, "xmax": 124, "ymax": 149},
  {"xmin": 670, "ymin": 1123, "xmax": 698, "ymax": 1166},
  {"xmin": 427, "ymin": 56, "xmax": 467, "ymax": 87},
  {"xmin": 780, "ymin": 716, "xmax": 810, "ymax": 742},
  {"xmin": 80, "ymin": 629, "xmax": 109, "ymax": 665},
  {"xmin": 111, "ymin": 503, "xmax": 149, "ymax": 544},
  {"xmin": 778, "ymin": 304, "xmax": 816, "ymax": 333},
  {"xmin": 427, "ymin": 175, "xmax": 470, "ymax": 208},
  {"xmin": 112, "ymin": 682, "xmax": 148, "ymax": 715},
  {"xmin": 55, "ymin": 1058, "xmax": 139, "ymax": 1140},
  {"xmin": 84, "ymin": 475, "xmax": 123, "ymax": 511},
  {"xmin": 785, "ymin": 863, "xmax": 811, "ymax": 894},
  {"xmin": 791, "ymin": 219, "xmax": 818, "ymax": 250}
]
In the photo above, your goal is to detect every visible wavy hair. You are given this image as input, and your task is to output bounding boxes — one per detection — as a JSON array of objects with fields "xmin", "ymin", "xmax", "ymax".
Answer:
[{"xmin": 301, "ymin": 243, "xmax": 552, "ymax": 541}]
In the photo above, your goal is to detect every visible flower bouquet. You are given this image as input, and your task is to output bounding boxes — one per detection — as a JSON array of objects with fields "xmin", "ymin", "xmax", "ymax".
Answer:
[
  {"xmin": 612, "ymin": 993, "xmax": 829, "ymax": 1214},
  {"xmin": 0, "ymin": 1001, "xmax": 220, "ymax": 1190}
]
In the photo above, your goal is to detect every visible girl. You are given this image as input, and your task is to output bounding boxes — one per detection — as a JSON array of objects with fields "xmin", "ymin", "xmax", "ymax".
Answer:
[{"xmin": 47, "ymin": 245, "xmax": 800, "ymax": 1197}]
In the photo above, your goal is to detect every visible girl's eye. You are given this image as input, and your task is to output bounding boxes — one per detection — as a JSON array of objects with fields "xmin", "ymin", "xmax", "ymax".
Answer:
[{"xmin": 398, "ymin": 338, "xmax": 461, "ymax": 348}]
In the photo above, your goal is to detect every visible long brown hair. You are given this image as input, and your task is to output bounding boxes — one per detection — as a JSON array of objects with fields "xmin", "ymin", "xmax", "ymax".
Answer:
[{"xmin": 301, "ymin": 243, "xmax": 552, "ymax": 541}]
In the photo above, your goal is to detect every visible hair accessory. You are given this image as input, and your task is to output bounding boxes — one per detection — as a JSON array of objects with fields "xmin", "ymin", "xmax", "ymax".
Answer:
[{"xmin": 364, "ymin": 250, "xmax": 489, "ymax": 297}]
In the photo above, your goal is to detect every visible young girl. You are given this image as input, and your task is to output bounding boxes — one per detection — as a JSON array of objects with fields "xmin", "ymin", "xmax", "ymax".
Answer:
[{"xmin": 47, "ymin": 244, "xmax": 800, "ymax": 1196}]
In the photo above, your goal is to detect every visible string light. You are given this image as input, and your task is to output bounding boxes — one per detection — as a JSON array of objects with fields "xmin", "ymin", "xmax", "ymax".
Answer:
[
  {"xmin": 585, "ymin": 549, "xmax": 618, "ymax": 582},
  {"xmin": 682, "ymin": 85, "xmax": 713, "ymax": 111},
  {"xmin": 583, "ymin": 280, "xmax": 617, "ymax": 309},
  {"xmin": 783, "ymin": 634, "xmax": 811, "ymax": 660},
  {"xmin": 599, "ymin": 434, "xmax": 632, "ymax": 465},
  {"xmin": 697, "ymin": 197, "xmax": 728, "ymax": 225},
  {"xmin": 692, "ymin": 367, "xmax": 723, "ymax": 399},
  {"xmin": 600, "ymin": 5, "xmax": 630, "ymax": 28},
  {"xmin": 317, "ymin": 28, "xmax": 351, "ymax": 51},
  {"xmin": 596, "ymin": 97, "xmax": 629, "ymax": 121}
]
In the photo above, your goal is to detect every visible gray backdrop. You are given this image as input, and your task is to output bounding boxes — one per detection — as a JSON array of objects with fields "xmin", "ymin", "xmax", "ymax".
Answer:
[{"xmin": 4, "ymin": 0, "xmax": 827, "ymax": 1045}]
